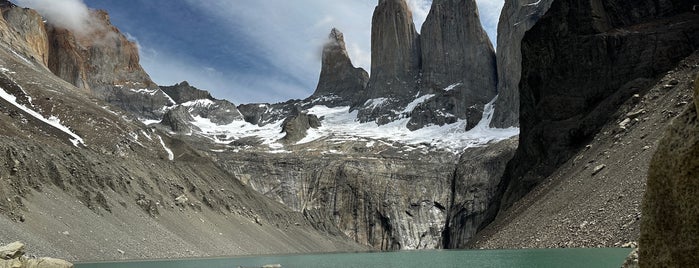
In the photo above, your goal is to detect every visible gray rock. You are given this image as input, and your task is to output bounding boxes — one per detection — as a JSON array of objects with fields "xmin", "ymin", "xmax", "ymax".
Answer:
[
  {"xmin": 161, "ymin": 81, "xmax": 214, "ymax": 104},
  {"xmin": 490, "ymin": 0, "xmax": 553, "ymax": 128},
  {"xmin": 281, "ymin": 112, "xmax": 321, "ymax": 144},
  {"xmin": 0, "ymin": 241, "xmax": 24, "ymax": 260},
  {"xmin": 413, "ymin": 0, "xmax": 497, "ymax": 130},
  {"xmin": 310, "ymin": 28, "xmax": 368, "ymax": 107},
  {"xmin": 357, "ymin": 0, "xmax": 421, "ymax": 124}
]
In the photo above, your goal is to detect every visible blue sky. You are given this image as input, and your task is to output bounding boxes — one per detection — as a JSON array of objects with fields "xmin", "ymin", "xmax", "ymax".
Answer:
[{"xmin": 18, "ymin": 0, "xmax": 504, "ymax": 104}]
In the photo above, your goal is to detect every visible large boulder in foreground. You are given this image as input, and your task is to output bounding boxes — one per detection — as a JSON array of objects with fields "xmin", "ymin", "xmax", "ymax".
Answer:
[
  {"xmin": 0, "ymin": 241, "xmax": 73, "ymax": 268},
  {"xmin": 639, "ymin": 74, "xmax": 699, "ymax": 267}
]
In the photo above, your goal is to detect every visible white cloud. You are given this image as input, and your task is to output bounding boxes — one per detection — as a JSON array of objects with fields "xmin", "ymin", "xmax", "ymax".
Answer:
[
  {"xmin": 476, "ymin": 0, "xmax": 505, "ymax": 45},
  {"xmin": 406, "ymin": 0, "xmax": 432, "ymax": 32},
  {"xmin": 15, "ymin": 0, "xmax": 98, "ymax": 36}
]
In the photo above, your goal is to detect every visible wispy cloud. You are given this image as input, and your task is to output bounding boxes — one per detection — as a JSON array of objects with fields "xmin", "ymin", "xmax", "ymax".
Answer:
[{"xmin": 15, "ymin": 0, "xmax": 98, "ymax": 36}]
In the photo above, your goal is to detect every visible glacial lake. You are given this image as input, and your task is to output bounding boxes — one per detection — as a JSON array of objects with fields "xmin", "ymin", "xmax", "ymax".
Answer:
[{"xmin": 75, "ymin": 248, "xmax": 632, "ymax": 268}]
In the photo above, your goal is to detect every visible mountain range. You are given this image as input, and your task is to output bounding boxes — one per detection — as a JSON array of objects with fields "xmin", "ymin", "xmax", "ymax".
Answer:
[{"xmin": 0, "ymin": 0, "xmax": 697, "ymax": 265}]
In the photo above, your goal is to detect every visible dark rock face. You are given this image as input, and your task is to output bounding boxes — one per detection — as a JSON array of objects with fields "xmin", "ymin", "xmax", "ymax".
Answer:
[
  {"xmin": 490, "ymin": 0, "xmax": 553, "ymax": 128},
  {"xmin": 639, "ymin": 75, "xmax": 699, "ymax": 267},
  {"xmin": 357, "ymin": 0, "xmax": 421, "ymax": 123},
  {"xmin": 281, "ymin": 112, "xmax": 321, "ymax": 144},
  {"xmin": 161, "ymin": 106, "xmax": 194, "ymax": 133},
  {"xmin": 161, "ymin": 81, "xmax": 214, "ymax": 104},
  {"xmin": 311, "ymin": 28, "xmax": 368, "ymax": 107},
  {"xmin": 500, "ymin": 0, "xmax": 699, "ymax": 209},
  {"xmin": 408, "ymin": 0, "xmax": 498, "ymax": 131},
  {"xmin": 46, "ymin": 10, "xmax": 172, "ymax": 119},
  {"xmin": 419, "ymin": 0, "xmax": 496, "ymax": 104},
  {"xmin": 443, "ymin": 138, "xmax": 517, "ymax": 248}
]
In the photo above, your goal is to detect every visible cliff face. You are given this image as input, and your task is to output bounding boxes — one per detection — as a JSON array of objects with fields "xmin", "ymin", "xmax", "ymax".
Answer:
[
  {"xmin": 311, "ymin": 28, "xmax": 368, "ymax": 107},
  {"xmin": 500, "ymin": 0, "xmax": 699, "ymax": 209},
  {"xmin": 408, "ymin": 0, "xmax": 498, "ymax": 130},
  {"xmin": 47, "ymin": 10, "xmax": 172, "ymax": 119},
  {"xmin": 490, "ymin": 0, "xmax": 553, "ymax": 128},
  {"xmin": 420, "ymin": 0, "xmax": 496, "ymax": 98},
  {"xmin": 444, "ymin": 138, "xmax": 517, "ymax": 248},
  {"xmin": 0, "ymin": 4, "xmax": 49, "ymax": 67},
  {"xmin": 216, "ymin": 143, "xmax": 458, "ymax": 250},
  {"xmin": 365, "ymin": 0, "xmax": 421, "ymax": 100},
  {"xmin": 640, "ymin": 74, "xmax": 699, "ymax": 267},
  {"xmin": 356, "ymin": 0, "xmax": 421, "ymax": 124}
]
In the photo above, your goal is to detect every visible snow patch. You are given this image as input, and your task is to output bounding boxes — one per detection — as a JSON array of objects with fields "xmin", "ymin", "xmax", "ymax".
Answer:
[
  {"xmin": 181, "ymin": 99, "xmax": 215, "ymax": 107},
  {"xmin": 129, "ymin": 88, "xmax": 159, "ymax": 95},
  {"xmin": 402, "ymin": 94, "xmax": 435, "ymax": 114},
  {"xmin": 364, "ymin": 98, "xmax": 389, "ymax": 110},
  {"xmin": 0, "ymin": 87, "xmax": 85, "ymax": 146},
  {"xmin": 443, "ymin": 83, "xmax": 462, "ymax": 92},
  {"xmin": 157, "ymin": 135, "xmax": 174, "ymax": 161}
]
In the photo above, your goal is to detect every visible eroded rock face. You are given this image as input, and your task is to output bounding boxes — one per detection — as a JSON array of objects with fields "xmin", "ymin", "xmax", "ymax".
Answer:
[
  {"xmin": 490, "ymin": 0, "xmax": 553, "ymax": 128},
  {"xmin": 217, "ymin": 147, "xmax": 457, "ymax": 250},
  {"xmin": 444, "ymin": 138, "xmax": 517, "ymax": 248},
  {"xmin": 639, "ymin": 74, "xmax": 699, "ymax": 267},
  {"xmin": 357, "ymin": 0, "xmax": 421, "ymax": 123},
  {"xmin": 500, "ymin": 0, "xmax": 699, "ymax": 209},
  {"xmin": 0, "ymin": 4, "xmax": 49, "ymax": 66},
  {"xmin": 311, "ymin": 28, "xmax": 368, "ymax": 107},
  {"xmin": 47, "ymin": 10, "xmax": 172, "ymax": 119}
]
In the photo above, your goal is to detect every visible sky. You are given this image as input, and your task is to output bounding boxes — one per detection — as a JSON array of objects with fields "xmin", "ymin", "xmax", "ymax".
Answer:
[{"xmin": 16, "ymin": 0, "xmax": 504, "ymax": 104}]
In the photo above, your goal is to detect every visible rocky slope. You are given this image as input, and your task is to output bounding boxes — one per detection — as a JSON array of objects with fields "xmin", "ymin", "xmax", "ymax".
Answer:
[
  {"xmin": 499, "ymin": 0, "xmax": 699, "ymax": 211},
  {"xmin": 0, "ymin": 4, "xmax": 362, "ymax": 261},
  {"xmin": 490, "ymin": 0, "xmax": 553, "ymax": 128},
  {"xmin": 473, "ymin": 47, "xmax": 699, "ymax": 251},
  {"xmin": 639, "ymin": 72, "xmax": 699, "ymax": 267},
  {"xmin": 469, "ymin": 1, "xmax": 699, "ymax": 248}
]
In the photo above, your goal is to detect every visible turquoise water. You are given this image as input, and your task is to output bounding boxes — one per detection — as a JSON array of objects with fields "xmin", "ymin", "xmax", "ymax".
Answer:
[{"xmin": 75, "ymin": 248, "xmax": 632, "ymax": 268}]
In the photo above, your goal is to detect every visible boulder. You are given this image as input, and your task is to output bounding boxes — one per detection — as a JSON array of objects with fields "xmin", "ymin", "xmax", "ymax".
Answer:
[
  {"xmin": 639, "ymin": 74, "xmax": 699, "ymax": 267},
  {"xmin": 0, "ymin": 241, "xmax": 24, "ymax": 260},
  {"xmin": 281, "ymin": 112, "xmax": 321, "ymax": 144}
]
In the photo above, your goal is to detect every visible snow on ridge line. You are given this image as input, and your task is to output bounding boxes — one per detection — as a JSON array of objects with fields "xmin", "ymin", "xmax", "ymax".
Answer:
[
  {"xmin": 181, "ymin": 99, "xmax": 215, "ymax": 107},
  {"xmin": 298, "ymin": 97, "xmax": 519, "ymax": 153},
  {"xmin": 0, "ymin": 86, "xmax": 85, "ymax": 146}
]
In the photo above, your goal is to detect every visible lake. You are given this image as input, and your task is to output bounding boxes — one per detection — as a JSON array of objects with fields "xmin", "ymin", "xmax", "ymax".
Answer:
[{"xmin": 75, "ymin": 248, "xmax": 632, "ymax": 268}]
